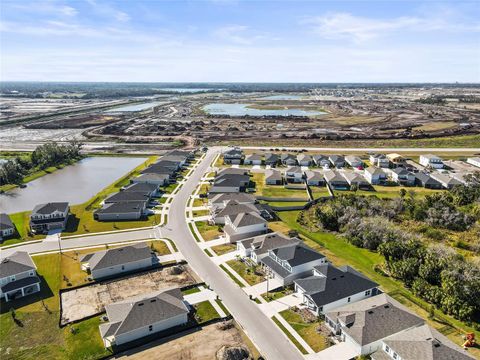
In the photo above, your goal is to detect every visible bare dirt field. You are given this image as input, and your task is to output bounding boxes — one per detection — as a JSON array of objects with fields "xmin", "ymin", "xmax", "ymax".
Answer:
[
  {"xmin": 60, "ymin": 265, "xmax": 198, "ymax": 325},
  {"xmin": 114, "ymin": 321, "xmax": 259, "ymax": 360}
]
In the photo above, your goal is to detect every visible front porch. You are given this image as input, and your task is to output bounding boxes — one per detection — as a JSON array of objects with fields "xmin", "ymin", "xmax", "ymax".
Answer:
[{"xmin": 2, "ymin": 276, "xmax": 41, "ymax": 302}]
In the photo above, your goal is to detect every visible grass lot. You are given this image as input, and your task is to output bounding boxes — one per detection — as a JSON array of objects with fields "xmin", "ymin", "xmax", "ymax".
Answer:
[
  {"xmin": 189, "ymin": 223, "xmax": 201, "ymax": 242},
  {"xmin": 309, "ymin": 186, "xmax": 331, "ymax": 199},
  {"xmin": 226, "ymin": 260, "xmax": 264, "ymax": 286},
  {"xmin": 262, "ymin": 286, "xmax": 294, "ymax": 302},
  {"xmin": 276, "ymin": 210, "xmax": 480, "ymax": 342},
  {"xmin": 219, "ymin": 264, "xmax": 245, "ymax": 288},
  {"xmin": 197, "ymin": 183, "xmax": 210, "ymax": 195},
  {"xmin": 194, "ymin": 301, "xmax": 220, "ymax": 324},
  {"xmin": 0, "ymin": 253, "xmax": 110, "ymax": 360},
  {"xmin": 193, "ymin": 197, "xmax": 207, "ymax": 207},
  {"xmin": 195, "ymin": 221, "xmax": 222, "ymax": 241},
  {"xmin": 266, "ymin": 201, "xmax": 307, "ymax": 207},
  {"xmin": 193, "ymin": 209, "xmax": 210, "ymax": 217},
  {"xmin": 279, "ymin": 309, "xmax": 330, "ymax": 352},
  {"xmin": 252, "ymin": 173, "xmax": 309, "ymax": 199},
  {"xmin": 215, "ymin": 299, "xmax": 230, "ymax": 316},
  {"xmin": 336, "ymin": 185, "xmax": 443, "ymax": 199},
  {"xmin": 182, "ymin": 287, "xmax": 201, "ymax": 295},
  {"xmin": 271, "ymin": 316, "xmax": 308, "ymax": 354},
  {"xmin": 211, "ymin": 243, "xmax": 236, "ymax": 256}
]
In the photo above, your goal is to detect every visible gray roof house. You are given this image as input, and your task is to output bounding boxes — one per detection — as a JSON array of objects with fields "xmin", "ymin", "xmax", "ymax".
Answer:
[
  {"xmin": 294, "ymin": 263, "xmax": 379, "ymax": 315},
  {"xmin": 123, "ymin": 182, "xmax": 160, "ymax": 197},
  {"xmin": 208, "ymin": 193, "xmax": 256, "ymax": 210},
  {"xmin": 211, "ymin": 200, "xmax": 260, "ymax": 225},
  {"xmin": 364, "ymin": 167, "xmax": 387, "ymax": 185},
  {"xmin": 371, "ymin": 324, "xmax": 475, "ymax": 360},
  {"xmin": 0, "ymin": 213, "xmax": 15, "ymax": 241},
  {"xmin": 131, "ymin": 173, "xmax": 170, "ymax": 186},
  {"xmin": 81, "ymin": 243, "xmax": 154, "ymax": 279},
  {"xmin": 261, "ymin": 243, "xmax": 327, "ymax": 286},
  {"xmin": 94, "ymin": 201, "xmax": 147, "ymax": 221},
  {"xmin": 281, "ymin": 153, "xmax": 297, "ymax": 166},
  {"xmin": 329, "ymin": 155, "xmax": 345, "ymax": 168},
  {"xmin": 369, "ymin": 154, "xmax": 390, "ymax": 168},
  {"xmin": 297, "ymin": 154, "xmax": 313, "ymax": 166},
  {"xmin": 237, "ymin": 232, "xmax": 299, "ymax": 263},
  {"xmin": 324, "ymin": 170, "xmax": 349, "ymax": 190},
  {"xmin": 224, "ymin": 212, "xmax": 267, "ymax": 243},
  {"xmin": 264, "ymin": 153, "xmax": 280, "ymax": 166},
  {"xmin": 265, "ymin": 169, "xmax": 283, "ymax": 185},
  {"xmin": 210, "ymin": 174, "xmax": 250, "ymax": 193},
  {"xmin": 223, "ymin": 148, "xmax": 243, "ymax": 164},
  {"xmin": 415, "ymin": 172, "xmax": 443, "ymax": 189},
  {"xmin": 104, "ymin": 191, "xmax": 152, "ymax": 204},
  {"xmin": 430, "ymin": 172, "xmax": 463, "ymax": 189},
  {"xmin": 305, "ymin": 170, "xmax": 325, "ymax": 186},
  {"xmin": 391, "ymin": 168, "xmax": 416, "ymax": 186},
  {"xmin": 244, "ymin": 153, "xmax": 263, "ymax": 165},
  {"xmin": 0, "ymin": 251, "xmax": 40, "ymax": 302},
  {"xmin": 345, "ymin": 155, "xmax": 364, "ymax": 168},
  {"xmin": 216, "ymin": 167, "xmax": 249, "ymax": 176},
  {"xmin": 30, "ymin": 202, "xmax": 70, "ymax": 234},
  {"xmin": 141, "ymin": 164, "xmax": 176, "ymax": 177},
  {"xmin": 99, "ymin": 288, "xmax": 189, "ymax": 347},
  {"xmin": 312, "ymin": 154, "xmax": 330, "ymax": 167},
  {"xmin": 342, "ymin": 172, "xmax": 370, "ymax": 189},
  {"xmin": 325, "ymin": 293, "xmax": 425, "ymax": 356},
  {"xmin": 285, "ymin": 166, "xmax": 304, "ymax": 183}
]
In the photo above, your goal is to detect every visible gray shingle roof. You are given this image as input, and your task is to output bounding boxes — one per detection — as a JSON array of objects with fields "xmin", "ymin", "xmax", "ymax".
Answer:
[
  {"xmin": 208, "ymin": 192, "xmax": 255, "ymax": 205},
  {"xmin": 134, "ymin": 173, "xmax": 170, "ymax": 182},
  {"xmin": 326, "ymin": 294, "xmax": 424, "ymax": 346},
  {"xmin": 31, "ymin": 202, "xmax": 69, "ymax": 215},
  {"xmin": 295, "ymin": 264, "xmax": 378, "ymax": 307},
  {"xmin": 213, "ymin": 174, "xmax": 249, "ymax": 188},
  {"xmin": 228, "ymin": 212, "xmax": 266, "ymax": 227},
  {"xmin": 379, "ymin": 324, "xmax": 475, "ymax": 360},
  {"xmin": 1, "ymin": 275, "xmax": 40, "ymax": 292},
  {"xmin": 324, "ymin": 170, "xmax": 347, "ymax": 183},
  {"xmin": 365, "ymin": 167, "xmax": 386, "ymax": 176},
  {"xmin": 239, "ymin": 232, "xmax": 299, "ymax": 256},
  {"xmin": 104, "ymin": 192, "xmax": 151, "ymax": 203},
  {"xmin": 0, "ymin": 213, "xmax": 14, "ymax": 231},
  {"xmin": 215, "ymin": 201, "xmax": 259, "ymax": 218},
  {"xmin": 245, "ymin": 153, "xmax": 263, "ymax": 161},
  {"xmin": 102, "ymin": 288, "xmax": 189, "ymax": 338},
  {"xmin": 270, "ymin": 242, "xmax": 325, "ymax": 267},
  {"xmin": 265, "ymin": 169, "xmax": 282, "ymax": 181},
  {"xmin": 95, "ymin": 201, "xmax": 146, "ymax": 215},
  {"xmin": 123, "ymin": 183, "xmax": 158, "ymax": 193},
  {"xmin": 0, "ymin": 251, "xmax": 36, "ymax": 278},
  {"xmin": 81, "ymin": 243, "xmax": 152, "ymax": 271},
  {"xmin": 265, "ymin": 153, "xmax": 279, "ymax": 163}
]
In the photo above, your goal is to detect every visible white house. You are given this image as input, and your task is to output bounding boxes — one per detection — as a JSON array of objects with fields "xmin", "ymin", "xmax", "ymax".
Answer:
[
  {"xmin": 224, "ymin": 212, "xmax": 267, "ymax": 243},
  {"xmin": 223, "ymin": 147, "xmax": 243, "ymax": 164},
  {"xmin": 207, "ymin": 193, "xmax": 256, "ymax": 210},
  {"xmin": 280, "ymin": 153, "xmax": 297, "ymax": 166},
  {"xmin": 312, "ymin": 155, "xmax": 330, "ymax": 168},
  {"xmin": 244, "ymin": 153, "xmax": 263, "ymax": 165},
  {"xmin": 294, "ymin": 264, "xmax": 379, "ymax": 315},
  {"xmin": 80, "ymin": 243, "xmax": 155, "ymax": 279},
  {"xmin": 260, "ymin": 243, "xmax": 326, "ymax": 286},
  {"xmin": 237, "ymin": 232, "xmax": 298, "ymax": 263},
  {"xmin": 99, "ymin": 288, "xmax": 189, "ymax": 347},
  {"xmin": 265, "ymin": 169, "xmax": 283, "ymax": 185},
  {"xmin": 0, "ymin": 213, "xmax": 15, "ymax": 241},
  {"xmin": 297, "ymin": 154, "xmax": 313, "ymax": 166},
  {"xmin": 369, "ymin": 154, "xmax": 390, "ymax": 168},
  {"xmin": 364, "ymin": 167, "xmax": 387, "ymax": 185},
  {"xmin": 29, "ymin": 202, "xmax": 70, "ymax": 234},
  {"xmin": 467, "ymin": 157, "xmax": 480, "ymax": 168},
  {"xmin": 0, "ymin": 251, "xmax": 41, "ymax": 302},
  {"xmin": 284, "ymin": 166, "xmax": 304, "ymax": 183},
  {"xmin": 210, "ymin": 200, "xmax": 260, "ymax": 225},
  {"xmin": 305, "ymin": 170, "xmax": 325, "ymax": 186},
  {"xmin": 345, "ymin": 155, "xmax": 363, "ymax": 168},
  {"xmin": 430, "ymin": 172, "xmax": 463, "ymax": 189},
  {"xmin": 391, "ymin": 168, "xmax": 416, "ymax": 186},
  {"xmin": 325, "ymin": 294, "xmax": 425, "ymax": 356},
  {"xmin": 419, "ymin": 154, "xmax": 444, "ymax": 169}
]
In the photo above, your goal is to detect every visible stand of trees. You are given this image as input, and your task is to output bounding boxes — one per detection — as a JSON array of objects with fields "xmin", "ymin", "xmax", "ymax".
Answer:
[
  {"xmin": 306, "ymin": 174, "xmax": 480, "ymax": 323},
  {"xmin": 0, "ymin": 141, "xmax": 83, "ymax": 186}
]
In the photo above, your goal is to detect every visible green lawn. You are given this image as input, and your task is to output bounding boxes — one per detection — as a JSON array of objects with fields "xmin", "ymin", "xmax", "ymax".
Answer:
[
  {"xmin": 195, "ymin": 221, "xmax": 222, "ymax": 241},
  {"xmin": 182, "ymin": 287, "xmax": 201, "ymax": 295},
  {"xmin": 219, "ymin": 264, "xmax": 245, "ymax": 288},
  {"xmin": 310, "ymin": 186, "xmax": 331, "ymax": 199},
  {"xmin": 193, "ymin": 197, "xmax": 207, "ymax": 207},
  {"xmin": 338, "ymin": 185, "xmax": 444, "ymax": 199},
  {"xmin": 226, "ymin": 260, "xmax": 265, "ymax": 286},
  {"xmin": 0, "ymin": 253, "xmax": 109, "ymax": 360},
  {"xmin": 279, "ymin": 309, "xmax": 330, "ymax": 352},
  {"xmin": 271, "ymin": 316, "xmax": 308, "ymax": 354},
  {"xmin": 189, "ymin": 223, "xmax": 201, "ymax": 242},
  {"xmin": 211, "ymin": 243, "xmax": 236, "ymax": 256},
  {"xmin": 262, "ymin": 286, "xmax": 294, "ymax": 302},
  {"xmin": 194, "ymin": 301, "xmax": 220, "ymax": 323},
  {"xmin": 193, "ymin": 209, "xmax": 210, "ymax": 217}
]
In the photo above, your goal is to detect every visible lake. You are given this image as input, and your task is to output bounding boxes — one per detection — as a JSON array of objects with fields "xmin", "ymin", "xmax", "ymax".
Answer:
[
  {"xmin": 158, "ymin": 88, "xmax": 218, "ymax": 93},
  {"xmin": 105, "ymin": 102, "xmax": 162, "ymax": 112},
  {"xmin": 202, "ymin": 103, "xmax": 326, "ymax": 117},
  {"xmin": 0, "ymin": 156, "xmax": 147, "ymax": 214}
]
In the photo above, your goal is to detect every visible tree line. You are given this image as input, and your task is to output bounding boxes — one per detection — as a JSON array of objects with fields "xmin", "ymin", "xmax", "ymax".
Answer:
[
  {"xmin": 301, "ymin": 173, "xmax": 480, "ymax": 324},
  {"xmin": 0, "ymin": 141, "xmax": 83, "ymax": 186}
]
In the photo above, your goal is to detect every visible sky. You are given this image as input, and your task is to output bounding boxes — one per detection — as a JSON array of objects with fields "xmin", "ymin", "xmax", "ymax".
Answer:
[{"xmin": 1, "ymin": 0, "xmax": 479, "ymax": 83}]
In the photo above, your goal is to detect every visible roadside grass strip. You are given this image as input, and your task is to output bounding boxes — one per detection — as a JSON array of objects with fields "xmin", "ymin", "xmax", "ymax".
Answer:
[
  {"xmin": 215, "ymin": 299, "xmax": 230, "ymax": 316},
  {"xmin": 188, "ymin": 223, "xmax": 202, "ymax": 242},
  {"xmin": 193, "ymin": 301, "xmax": 220, "ymax": 324},
  {"xmin": 204, "ymin": 248, "xmax": 214, "ymax": 257},
  {"xmin": 271, "ymin": 316, "xmax": 308, "ymax": 355},
  {"xmin": 219, "ymin": 264, "xmax": 246, "ymax": 288}
]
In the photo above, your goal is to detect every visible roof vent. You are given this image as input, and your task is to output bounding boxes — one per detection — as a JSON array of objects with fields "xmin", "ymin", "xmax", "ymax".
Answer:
[
  {"xmin": 367, "ymin": 310, "xmax": 374, "ymax": 314},
  {"xmin": 340, "ymin": 275, "xmax": 344, "ymax": 278},
  {"xmin": 384, "ymin": 305, "xmax": 390, "ymax": 309},
  {"xmin": 138, "ymin": 303, "xmax": 144, "ymax": 306},
  {"xmin": 332, "ymin": 277, "xmax": 337, "ymax": 280},
  {"xmin": 150, "ymin": 299, "xmax": 156, "ymax": 303}
]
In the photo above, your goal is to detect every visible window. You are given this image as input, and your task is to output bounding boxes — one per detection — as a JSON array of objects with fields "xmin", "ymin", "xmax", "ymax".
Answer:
[
  {"xmin": 29, "ymin": 271, "xmax": 34, "ymax": 276},
  {"xmin": 10, "ymin": 276, "xmax": 15, "ymax": 282},
  {"xmin": 148, "ymin": 325, "xmax": 153, "ymax": 332},
  {"xmin": 393, "ymin": 352, "xmax": 398, "ymax": 359},
  {"xmin": 347, "ymin": 297, "xmax": 351, "ymax": 302},
  {"xmin": 385, "ymin": 345, "xmax": 390, "ymax": 353},
  {"xmin": 365, "ymin": 290, "xmax": 371, "ymax": 296}
]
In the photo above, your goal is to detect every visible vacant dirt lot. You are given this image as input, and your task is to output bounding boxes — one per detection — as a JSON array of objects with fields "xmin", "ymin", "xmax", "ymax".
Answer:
[
  {"xmin": 60, "ymin": 265, "xmax": 198, "ymax": 325},
  {"xmin": 114, "ymin": 321, "xmax": 258, "ymax": 360}
]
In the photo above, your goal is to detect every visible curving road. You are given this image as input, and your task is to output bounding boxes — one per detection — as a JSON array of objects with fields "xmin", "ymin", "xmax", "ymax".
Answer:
[{"xmin": 160, "ymin": 149, "xmax": 303, "ymax": 360}]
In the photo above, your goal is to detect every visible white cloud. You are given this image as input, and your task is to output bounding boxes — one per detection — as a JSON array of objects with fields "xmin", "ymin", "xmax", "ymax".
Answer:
[
  {"xmin": 8, "ymin": 1, "xmax": 78, "ymax": 17},
  {"xmin": 305, "ymin": 11, "xmax": 480, "ymax": 43},
  {"xmin": 214, "ymin": 25, "xmax": 252, "ymax": 44},
  {"xmin": 85, "ymin": 0, "xmax": 130, "ymax": 22}
]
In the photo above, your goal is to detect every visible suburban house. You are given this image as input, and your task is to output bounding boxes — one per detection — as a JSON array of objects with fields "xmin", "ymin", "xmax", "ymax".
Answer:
[
  {"xmin": 345, "ymin": 155, "xmax": 363, "ymax": 168},
  {"xmin": 0, "ymin": 213, "xmax": 15, "ymax": 241},
  {"xmin": 305, "ymin": 170, "xmax": 325, "ymax": 186},
  {"xmin": 284, "ymin": 166, "xmax": 304, "ymax": 183},
  {"xmin": 216, "ymin": 168, "xmax": 249, "ymax": 177},
  {"xmin": 419, "ymin": 154, "xmax": 444, "ymax": 169},
  {"xmin": 342, "ymin": 172, "xmax": 370, "ymax": 190},
  {"xmin": 386, "ymin": 153, "xmax": 406, "ymax": 167},
  {"xmin": 153, "ymin": 159, "xmax": 182, "ymax": 171},
  {"xmin": 329, "ymin": 155, "xmax": 345, "ymax": 168},
  {"xmin": 166, "ymin": 149, "xmax": 195, "ymax": 160},
  {"xmin": 143, "ymin": 162, "xmax": 179, "ymax": 175},
  {"xmin": 280, "ymin": 153, "xmax": 297, "ymax": 166},
  {"xmin": 207, "ymin": 193, "xmax": 256, "ymax": 210},
  {"xmin": 30, "ymin": 202, "xmax": 70, "ymax": 234},
  {"xmin": 94, "ymin": 201, "xmax": 147, "ymax": 221},
  {"xmin": 415, "ymin": 172, "xmax": 443, "ymax": 189},
  {"xmin": 391, "ymin": 168, "xmax": 416, "ymax": 186},
  {"xmin": 312, "ymin": 154, "xmax": 331, "ymax": 168},
  {"xmin": 210, "ymin": 200, "xmax": 260, "ymax": 225},
  {"xmin": 223, "ymin": 148, "xmax": 243, "ymax": 164},
  {"xmin": 369, "ymin": 154, "xmax": 390, "ymax": 168},
  {"xmin": 297, "ymin": 154, "xmax": 313, "ymax": 166},
  {"xmin": 324, "ymin": 170, "xmax": 349, "ymax": 190},
  {"xmin": 371, "ymin": 324, "xmax": 475, "ymax": 360},
  {"xmin": 132, "ymin": 173, "xmax": 170, "ymax": 186},
  {"xmin": 260, "ymin": 243, "xmax": 327, "ymax": 286},
  {"xmin": 209, "ymin": 174, "xmax": 250, "ymax": 193},
  {"xmin": 294, "ymin": 263, "xmax": 379, "ymax": 315},
  {"xmin": 224, "ymin": 212, "xmax": 267, "ymax": 243},
  {"xmin": 237, "ymin": 232, "xmax": 299, "ymax": 263},
  {"xmin": 160, "ymin": 154, "xmax": 189, "ymax": 167},
  {"xmin": 364, "ymin": 167, "xmax": 387, "ymax": 185},
  {"xmin": 244, "ymin": 153, "xmax": 263, "ymax": 165},
  {"xmin": 265, "ymin": 169, "xmax": 283, "ymax": 185},
  {"xmin": 104, "ymin": 191, "xmax": 152, "ymax": 204},
  {"xmin": 80, "ymin": 243, "xmax": 155, "ymax": 279},
  {"xmin": 264, "ymin": 153, "xmax": 280, "ymax": 166},
  {"xmin": 430, "ymin": 173, "xmax": 463, "ymax": 189},
  {"xmin": 325, "ymin": 294, "xmax": 425, "ymax": 356},
  {"xmin": 123, "ymin": 182, "xmax": 160, "ymax": 197},
  {"xmin": 0, "ymin": 251, "xmax": 41, "ymax": 302},
  {"xmin": 466, "ymin": 157, "xmax": 480, "ymax": 168},
  {"xmin": 99, "ymin": 288, "xmax": 189, "ymax": 347},
  {"xmin": 451, "ymin": 171, "xmax": 470, "ymax": 185}
]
